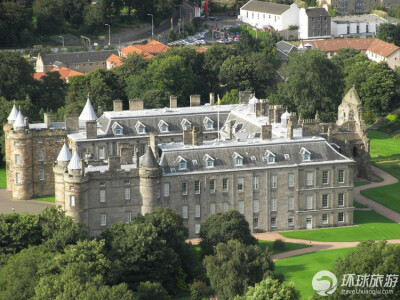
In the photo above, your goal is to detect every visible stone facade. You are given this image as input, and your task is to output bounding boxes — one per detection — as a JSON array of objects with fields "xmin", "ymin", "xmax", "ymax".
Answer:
[{"xmin": 318, "ymin": 0, "xmax": 400, "ymax": 15}]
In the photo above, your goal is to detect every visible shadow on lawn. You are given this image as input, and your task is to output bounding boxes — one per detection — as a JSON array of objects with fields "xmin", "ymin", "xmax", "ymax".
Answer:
[{"xmin": 275, "ymin": 264, "xmax": 307, "ymax": 277}]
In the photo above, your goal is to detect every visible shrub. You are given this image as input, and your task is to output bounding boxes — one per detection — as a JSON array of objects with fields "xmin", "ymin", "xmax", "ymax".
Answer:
[
  {"xmin": 386, "ymin": 114, "xmax": 398, "ymax": 122},
  {"xmin": 136, "ymin": 282, "xmax": 168, "ymax": 300},
  {"xmin": 190, "ymin": 280, "xmax": 214, "ymax": 300},
  {"xmin": 273, "ymin": 239, "xmax": 286, "ymax": 251}
]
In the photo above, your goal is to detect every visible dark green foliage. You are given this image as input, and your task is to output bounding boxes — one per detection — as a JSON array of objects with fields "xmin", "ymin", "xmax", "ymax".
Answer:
[
  {"xmin": 35, "ymin": 71, "xmax": 66, "ymax": 111},
  {"xmin": 113, "ymin": 53, "xmax": 149, "ymax": 78},
  {"xmin": 221, "ymin": 89, "xmax": 239, "ymax": 104},
  {"xmin": 272, "ymin": 50, "xmax": 344, "ymax": 122},
  {"xmin": 190, "ymin": 280, "xmax": 214, "ymax": 300},
  {"xmin": 136, "ymin": 281, "xmax": 168, "ymax": 300},
  {"xmin": 204, "ymin": 240, "xmax": 274, "ymax": 300},
  {"xmin": 326, "ymin": 241, "xmax": 400, "ymax": 299},
  {"xmin": 377, "ymin": 23, "xmax": 400, "ymax": 46},
  {"xmin": 199, "ymin": 210, "xmax": 258, "ymax": 256},
  {"xmin": 236, "ymin": 277, "xmax": 300, "ymax": 300},
  {"xmin": 33, "ymin": 0, "xmax": 64, "ymax": 35},
  {"xmin": 273, "ymin": 239, "xmax": 286, "ymax": 251}
]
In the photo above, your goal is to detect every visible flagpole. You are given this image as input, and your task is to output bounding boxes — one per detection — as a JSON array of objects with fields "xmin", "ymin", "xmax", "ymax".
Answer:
[{"xmin": 217, "ymin": 94, "xmax": 220, "ymax": 141}]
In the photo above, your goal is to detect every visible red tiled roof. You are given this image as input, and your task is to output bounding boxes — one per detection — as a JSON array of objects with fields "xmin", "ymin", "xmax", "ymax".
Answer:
[
  {"xmin": 195, "ymin": 48, "xmax": 208, "ymax": 54},
  {"xmin": 34, "ymin": 67, "xmax": 84, "ymax": 81},
  {"xmin": 106, "ymin": 54, "xmax": 123, "ymax": 66},
  {"xmin": 120, "ymin": 45, "xmax": 153, "ymax": 59},
  {"xmin": 33, "ymin": 72, "xmax": 46, "ymax": 80},
  {"xmin": 120, "ymin": 40, "xmax": 169, "ymax": 58},
  {"xmin": 301, "ymin": 38, "xmax": 375, "ymax": 52},
  {"xmin": 367, "ymin": 38, "xmax": 400, "ymax": 58}
]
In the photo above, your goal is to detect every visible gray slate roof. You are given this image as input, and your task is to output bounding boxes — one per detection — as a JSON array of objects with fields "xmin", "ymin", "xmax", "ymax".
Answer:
[
  {"xmin": 142, "ymin": 146, "xmax": 158, "ymax": 168},
  {"xmin": 159, "ymin": 138, "xmax": 351, "ymax": 175},
  {"xmin": 40, "ymin": 50, "xmax": 118, "ymax": 65},
  {"xmin": 241, "ymin": 0, "xmax": 291, "ymax": 15},
  {"xmin": 332, "ymin": 14, "xmax": 387, "ymax": 24},
  {"xmin": 275, "ymin": 41, "xmax": 298, "ymax": 61},
  {"xmin": 305, "ymin": 8, "xmax": 330, "ymax": 18}
]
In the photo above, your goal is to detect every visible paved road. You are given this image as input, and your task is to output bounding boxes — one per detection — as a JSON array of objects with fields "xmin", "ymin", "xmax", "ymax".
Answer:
[{"xmin": 0, "ymin": 189, "xmax": 54, "ymax": 214}]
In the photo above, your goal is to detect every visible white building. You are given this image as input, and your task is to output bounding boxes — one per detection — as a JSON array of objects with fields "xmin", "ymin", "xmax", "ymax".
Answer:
[
  {"xmin": 240, "ymin": 0, "xmax": 300, "ymax": 31},
  {"xmin": 331, "ymin": 14, "xmax": 388, "ymax": 37}
]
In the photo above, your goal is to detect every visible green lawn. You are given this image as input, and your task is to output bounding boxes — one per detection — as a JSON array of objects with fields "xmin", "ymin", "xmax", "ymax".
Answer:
[
  {"xmin": 361, "ymin": 182, "xmax": 400, "ymax": 213},
  {"xmin": 258, "ymin": 240, "xmax": 311, "ymax": 255},
  {"xmin": 368, "ymin": 130, "xmax": 400, "ymax": 161},
  {"xmin": 33, "ymin": 196, "xmax": 55, "ymax": 203},
  {"xmin": 275, "ymin": 248, "xmax": 357, "ymax": 299},
  {"xmin": 354, "ymin": 180, "xmax": 370, "ymax": 187},
  {"xmin": 0, "ymin": 168, "xmax": 6, "ymax": 189},
  {"xmin": 353, "ymin": 201, "xmax": 366, "ymax": 208},
  {"xmin": 280, "ymin": 210, "xmax": 400, "ymax": 242}
]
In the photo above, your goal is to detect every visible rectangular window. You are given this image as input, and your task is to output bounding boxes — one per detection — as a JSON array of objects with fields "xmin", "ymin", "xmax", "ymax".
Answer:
[
  {"xmin": 322, "ymin": 214, "xmax": 328, "ymax": 224},
  {"xmin": 253, "ymin": 200, "xmax": 259, "ymax": 213},
  {"xmin": 209, "ymin": 180, "xmax": 215, "ymax": 193},
  {"xmin": 306, "ymin": 195, "xmax": 313, "ymax": 210},
  {"xmin": 140, "ymin": 144, "xmax": 146, "ymax": 156},
  {"xmin": 194, "ymin": 180, "xmax": 201, "ymax": 194},
  {"xmin": 70, "ymin": 195, "xmax": 75, "ymax": 207},
  {"xmin": 15, "ymin": 154, "xmax": 21, "ymax": 165},
  {"xmin": 253, "ymin": 218, "xmax": 259, "ymax": 229},
  {"xmin": 182, "ymin": 205, "xmax": 188, "ymax": 219},
  {"xmin": 338, "ymin": 212, "xmax": 344, "ymax": 222},
  {"xmin": 163, "ymin": 183, "xmax": 170, "ymax": 197},
  {"xmin": 288, "ymin": 173, "xmax": 294, "ymax": 187},
  {"xmin": 338, "ymin": 193, "xmax": 344, "ymax": 206},
  {"xmin": 39, "ymin": 169, "xmax": 44, "ymax": 181},
  {"xmin": 271, "ymin": 174, "xmax": 277, "ymax": 188},
  {"xmin": 322, "ymin": 194, "xmax": 328, "ymax": 208},
  {"xmin": 223, "ymin": 178, "xmax": 228, "ymax": 192},
  {"xmin": 195, "ymin": 204, "xmax": 201, "ymax": 218},
  {"xmin": 98, "ymin": 147, "xmax": 105, "ymax": 159},
  {"xmin": 271, "ymin": 217, "xmax": 276, "ymax": 227},
  {"xmin": 271, "ymin": 198, "xmax": 277, "ymax": 212},
  {"xmin": 38, "ymin": 139, "xmax": 43, "ymax": 144},
  {"xmin": 195, "ymin": 224, "xmax": 201, "ymax": 234},
  {"xmin": 306, "ymin": 172, "xmax": 313, "ymax": 186},
  {"xmin": 38, "ymin": 150, "xmax": 44, "ymax": 161},
  {"xmin": 238, "ymin": 200, "xmax": 244, "ymax": 214},
  {"xmin": 237, "ymin": 178, "xmax": 244, "ymax": 191},
  {"xmin": 100, "ymin": 214, "xmax": 106, "ymax": 226},
  {"xmin": 338, "ymin": 170, "xmax": 345, "ymax": 183},
  {"xmin": 182, "ymin": 182, "xmax": 188, "ymax": 195},
  {"xmin": 253, "ymin": 176, "xmax": 259, "ymax": 190},
  {"xmin": 288, "ymin": 196, "xmax": 294, "ymax": 210},
  {"xmin": 223, "ymin": 202, "xmax": 229, "ymax": 212},
  {"xmin": 125, "ymin": 211, "xmax": 132, "ymax": 224},
  {"xmin": 15, "ymin": 173, "xmax": 20, "ymax": 184},
  {"xmin": 288, "ymin": 217, "xmax": 294, "ymax": 226},
  {"xmin": 124, "ymin": 188, "xmax": 130, "ymax": 200},
  {"xmin": 100, "ymin": 190, "xmax": 106, "ymax": 202},
  {"xmin": 210, "ymin": 203, "xmax": 216, "ymax": 214},
  {"xmin": 322, "ymin": 171, "xmax": 329, "ymax": 185}
]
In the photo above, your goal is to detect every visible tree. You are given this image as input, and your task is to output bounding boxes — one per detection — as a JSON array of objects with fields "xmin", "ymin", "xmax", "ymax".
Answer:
[
  {"xmin": 326, "ymin": 241, "xmax": 400, "ymax": 299},
  {"xmin": 136, "ymin": 281, "xmax": 168, "ymax": 300},
  {"xmin": 272, "ymin": 50, "xmax": 344, "ymax": 122},
  {"xmin": 219, "ymin": 56, "xmax": 253, "ymax": 92},
  {"xmin": 236, "ymin": 277, "xmax": 299, "ymax": 300},
  {"xmin": 36, "ymin": 71, "xmax": 66, "ymax": 111},
  {"xmin": 199, "ymin": 210, "xmax": 257, "ymax": 256},
  {"xmin": 33, "ymin": 0, "xmax": 64, "ymax": 34},
  {"xmin": 113, "ymin": 53, "xmax": 149, "ymax": 78},
  {"xmin": 377, "ymin": 23, "xmax": 400, "ymax": 46},
  {"xmin": 204, "ymin": 240, "xmax": 274, "ymax": 300},
  {"xmin": 221, "ymin": 89, "xmax": 239, "ymax": 105},
  {"xmin": 237, "ymin": 30, "xmax": 260, "ymax": 55},
  {"xmin": 331, "ymin": 48, "xmax": 362, "ymax": 71}
]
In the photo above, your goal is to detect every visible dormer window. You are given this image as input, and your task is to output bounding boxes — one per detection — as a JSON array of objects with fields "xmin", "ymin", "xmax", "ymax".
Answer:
[
  {"xmin": 181, "ymin": 119, "xmax": 192, "ymax": 131},
  {"xmin": 203, "ymin": 154, "xmax": 215, "ymax": 168},
  {"xmin": 135, "ymin": 121, "xmax": 146, "ymax": 134},
  {"xmin": 203, "ymin": 117, "xmax": 214, "ymax": 130},
  {"xmin": 177, "ymin": 156, "xmax": 188, "ymax": 170},
  {"xmin": 158, "ymin": 120, "xmax": 169, "ymax": 133},
  {"xmin": 232, "ymin": 152, "xmax": 243, "ymax": 166},
  {"xmin": 265, "ymin": 150, "xmax": 276, "ymax": 163},
  {"xmin": 112, "ymin": 122, "xmax": 123, "ymax": 136},
  {"xmin": 300, "ymin": 147, "xmax": 311, "ymax": 161}
]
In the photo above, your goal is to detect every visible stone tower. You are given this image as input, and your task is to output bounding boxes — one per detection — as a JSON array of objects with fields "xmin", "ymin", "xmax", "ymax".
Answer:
[
  {"xmin": 54, "ymin": 144, "xmax": 72, "ymax": 210},
  {"xmin": 139, "ymin": 145, "xmax": 161, "ymax": 215}
]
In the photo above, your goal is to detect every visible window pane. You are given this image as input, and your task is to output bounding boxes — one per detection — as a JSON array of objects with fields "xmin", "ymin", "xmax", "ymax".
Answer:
[
  {"xmin": 100, "ymin": 190, "xmax": 106, "ymax": 202},
  {"xmin": 253, "ymin": 200, "xmax": 259, "ymax": 213},
  {"xmin": 238, "ymin": 178, "xmax": 244, "ymax": 190},
  {"xmin": 271, "ymin": 198, "xmax": 277, "ymax": 211},
  {"xmin": 223, "ymin": 178, "xmax": 228, "ymax": 192},
  {"xmin": 288, "ymin": 173, "xmax": 294, "ymax": 187},
  {"xmin": 195, "ymin": 180, "xmax": 201, "ymax": 194},
  {"xmin": 163, "ymin": 183, "xmax": 170, "ymax": 197},
  {"xmin": 288, "ymin": 196, "xmax": 294, "ymax": 210},
  {"xmin": 182, "ymin": 206, "xmax": 188, "ymax": 218},
  {"xmin": 306, "ymin": 196, "xmax": 312, "ymax": 210},
  {"xmin": 223, "ymin": 202, "xmax": 229, "ymax": 212},
  {"xmin": 182, "ymin": 182, "xmax": 187, "ymax": 195},
  {"xmin": 125, "ymin": 211, "xmax": 131, "ymax": 224},
  {"xmin": 124, "ymin": 188, "xmax": 130, "ymax": 200},
  {"xmin": 238, "ymin": 200, "xmax": 244, "ymax": 214},
  {"xmin": 253, "ymin": 176, "xmax": 259, "ymax": 189},
  {"xmin": 70, "ymin": 195, "xmax": 75, "ymax": 207},
  {"xmin": 210, "ymin": 180, "xmax": 215, "ymax": 192},
  {"xmin": 210, "ymin": 203, "xmax": 216, "ymax": 214},
  {"xmin": 195, "ymin": 204, "xmax": 201, "ymax": 218}
]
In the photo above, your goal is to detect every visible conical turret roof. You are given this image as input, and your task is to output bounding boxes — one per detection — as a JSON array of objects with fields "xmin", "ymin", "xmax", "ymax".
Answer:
[
  {"xmin": 13, "ymin": 111, "xmax": 25, "ymax": 129},
  {"xmin": 57, "ymin": 144, "xmax": 72, "ymax": 162},
  {"xmin": 79, "ymin": 98, "xmax": 97, "ymax": 121},
  {"xmin": 141, "ymin": 145, "xmax": 158, "ymax": 168},
  {"xmin": 7, "ymin": 105, "xmax": 19, "ymax": 122},
  {"xmin": 68, "ymin": 151, "xmax": 81, "ymax": 170}
]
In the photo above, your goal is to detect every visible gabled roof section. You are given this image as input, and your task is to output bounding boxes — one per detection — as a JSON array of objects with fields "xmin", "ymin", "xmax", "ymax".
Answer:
[
  {"xmin": 120, "ymin": 45, "xmax": 154, "ymax": 59},
  {"xmin": 79, "ymin": 98, "xmax": 98, "ymax": 121},
  {"xmin": 7, "ymin": 105, "xmax": 19, "ymax": 122},
  {"xmin": 181, "ymin": 118, "xmax": 192, "ymax": 126},
  {"xmin": 57, "ymin": 144, "xmax": 72, "ymax": 162},
  {"xmin": 203, "ymin": 116, "xmax": 214, "ymax": 124},
  {"xmin": 50, "ymin": 67, "xmax": 84, "ymax": 80},
  {"xmin": 141, "ymin": 145, "xmax": 158, "ymax": 168},
  {"xmin": 232, "ymin": 152, "xmax": 243, "ymax": 159},
  {"xmin": 203, "ymin": 154, "xmax": 215, "ymax": 161},
  {"xmin": 176, "ymin": 156, "xmax": 187, "ymax": 163},
  {"xmin": 112, "ymin": 122, "xmax": 123, "ymax": 130},
  {"xmin": 300, "ymin": 147, "xmax": 311, "ymax": 155},
  {"xmin": 40, "ymin": 50, "xmax": 118, "ymax": 65},
  {"xmin": 368, "ymin": 38, "xmax": 400, "ymax": 58},
  {"xmin": 265, "ymin": 150, "xmax": 276, "ymax": 157},
  {"xmin": 68, "ymin": 151, "xmax": 81, "ymax": 170},
  {"xmin": 241, "ymin": 0, "xmax": 291, "ymax": 15},
  {"xmin": 106, "ymin": 54, "xmax": 123, "ymax": 66},
  {"xmin": 300, "ymin": 38, "xmax": 375, "ymax": 52},
  {"xmin": 135, "ymin": 121, "xmax": 146, "ymax": 128},
  {"xmin": 134, "ymin": 40, "xmax": 169, "ymax": 55},
  {"xmin": 158, "ymin": 120, "xmax": 169, "ymax": 127},
  {"xmin": 305, "ymin": 8, "xmax": 330, "ymax": 17},
  {"xmin": 13, "ymin": 111, "xmax": 25, "ymax": 129}
]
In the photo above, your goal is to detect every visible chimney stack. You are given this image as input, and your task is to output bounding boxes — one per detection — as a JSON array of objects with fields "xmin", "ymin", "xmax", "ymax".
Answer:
[
  {"xmin": 287, "ymin": 119, "xmax": 293, "ymax": 140},
  {"xmin": 227, "ymin": 121, "xmax": 233, "ymax": 140},
  {"xmin": 129, "ymin": 99, "xmax": 144, "ymax": 111},
  {"xmin": 183, "ymin": 129, "xmax": 192, "ymax": 146},
  {"xmin": 65, "ymin": 115, "xmax": 79, "ymax": 132},
  {"xmin": 113, "ymin": 100, "xmax": 123, "ymax": 111},
  {"xmin": 85, "ymin": 120, "xmax": 97, "ymax": 139},
  {"xmin": 170, "ymin": 95, "xmax": 177, "ymax": 108},
  {"xmin": 108, "ymin": 156, "xmax": 121, "ymax": 171},
  {"xmin": 98, "ymin": 106, "xmax": 103, "ymax": 116},
  {"xmin": 209, "ymin": 93, "xmax": 215, "ymax": 105},
  {"xmin": 190, "ymin": 94, "xmax": 201, "ymax": 107},
  {"xmin": 192, "ymin": 126, "xmax": 203, "ymax": 145},
  {"xmin": 120, "ymin": 146, "xmax": 133, "ymax": 164},
  {"xmin": 44, "ymin": 113, "xmax": 51, "ymax": 128},
  {"xmin": 135, "ymin": 147, "xmax": 140, "ymax": 168},
  {"xmin": 261, "ymin": 124, "xmax": 272, "ymax": 140},
  {"xmin": 150, "ymin": 133, "xmax": 159, "ymax": 159}
]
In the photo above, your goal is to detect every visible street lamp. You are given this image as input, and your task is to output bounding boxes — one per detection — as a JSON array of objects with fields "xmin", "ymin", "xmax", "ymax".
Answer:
[
  {"xmin": 175, "ymin": 5, "xmax": 182, "ymax": 33},
  {"xmin": 58, "ymin": 35, "xmax": 64, "ymax": 47},
  {"xmin": 147, "ymin": 14, "xmax": 154, "ymax": 40},
  {"xmin": 80, "ymin": 35, "xmax": 91, "ymax": 51},
  {"xmin": 105, "ymin": 24, "xmax": 111, "ymax": 46}
]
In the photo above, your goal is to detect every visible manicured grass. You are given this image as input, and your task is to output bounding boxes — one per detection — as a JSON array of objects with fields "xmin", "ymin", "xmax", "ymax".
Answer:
[
  {"xmin": 372, "ymin": 159, "xmax": 400, "ymax": 180},
  {"xmin": 353, "ymin": 201, "xmax": 366, "ymax": 209},
  {"xmin": 0, "ymin": 169, "xmax": 6, "ymax": 189},
  {"xmin": 275, "ymin": 248, "xmax": 357, "ymax": 299},
  {"xmin": 280, "ymin": 210, "xmax": 400, "ymax": 242},
  {"xmin": 361, "ymin": 182, "xmax": 400, "ymax": 213},
  {"xmin": 33, "ymin": 196, "xmax": 55, "ymax": 203},
  {"xmin": 354, "ymin": 180, "xmax": 370, "ymax": 187},
  {"xmin": 368, "ymin": 130, "xmax": 400, "ymax": 161},
  {"xmin": 258, "ymin": 240, "xmax": 311, "ymax": 255}
]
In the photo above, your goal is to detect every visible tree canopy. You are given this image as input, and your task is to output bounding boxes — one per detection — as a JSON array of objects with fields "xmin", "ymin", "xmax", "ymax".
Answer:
[{"xmin": 236, "ymin": 277, "xmax": 300, "ymax": 300}]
